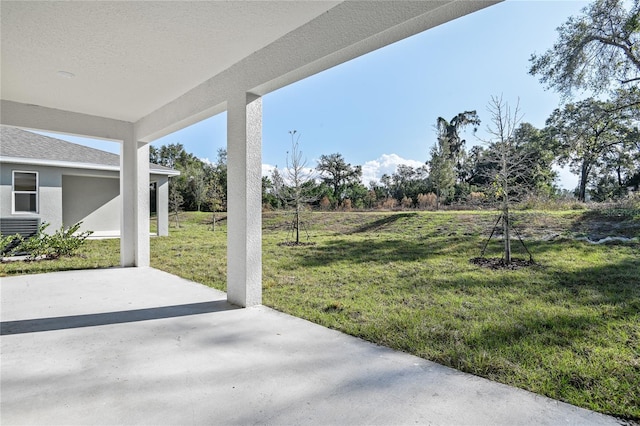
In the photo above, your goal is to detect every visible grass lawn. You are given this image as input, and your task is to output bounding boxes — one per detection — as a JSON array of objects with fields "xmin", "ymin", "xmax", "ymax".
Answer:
[{"xmin": 2, "ymin": 209, "xmax": 638, "ymax": 420}]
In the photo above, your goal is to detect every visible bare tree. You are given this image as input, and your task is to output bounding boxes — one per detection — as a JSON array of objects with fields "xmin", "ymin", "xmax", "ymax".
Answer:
[
  {"xmin": 281, "ymin": 131, "xmax": 318, "ymax": 244},
  {"xmin": 481, "ymin": 96, "xmax": 531, "ymax": 265}
]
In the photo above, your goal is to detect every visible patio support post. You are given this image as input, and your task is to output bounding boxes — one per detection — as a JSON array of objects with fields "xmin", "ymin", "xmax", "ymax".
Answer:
[
  {"xmin": 156, "ymin": 177, "xmax": 169, "ymax": 237},
  {"xmin": 227, "ymin": 92, "xmax": 262, "ymax": 307},
  {"xmin": 120, "ymin": 130, "xmax": 150, "ymax": 267}
]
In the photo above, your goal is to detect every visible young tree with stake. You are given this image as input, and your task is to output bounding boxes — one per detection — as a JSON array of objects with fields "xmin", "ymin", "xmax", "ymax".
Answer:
[{"xmin": 481, "ymin": 96, "xmax": 530, "ymax": 265}]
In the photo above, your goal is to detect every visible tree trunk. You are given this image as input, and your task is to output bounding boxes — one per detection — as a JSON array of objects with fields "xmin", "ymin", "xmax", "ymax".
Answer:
[
  {"xmin": 294, "ymin": 205, "xmax": 300, "ymax": 244},
  {"xmin": 578, "ymin": 161, "xmax": 590, "ymax": 202},
  {"xmin": 617, "ymin": 165, "xmax": 623, "ymax": 187},
  {"xmin": 502, "ymin": 202, "xmax": 511, "ymax": 265}
]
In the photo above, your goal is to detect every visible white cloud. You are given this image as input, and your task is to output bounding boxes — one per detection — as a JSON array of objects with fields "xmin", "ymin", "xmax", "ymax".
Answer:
[
  {"xmin": 361, "ymin": 154, "xmax": 425, "ymax": 185},
  {"xmin": 262, "ymin": 163, "xmax": 276, "ymax": 178}
]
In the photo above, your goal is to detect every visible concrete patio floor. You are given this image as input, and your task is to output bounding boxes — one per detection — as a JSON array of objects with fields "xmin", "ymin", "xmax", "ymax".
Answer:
[{"xmin": 1, "ymin": 267, "xmax": 620, "ymax": 425}]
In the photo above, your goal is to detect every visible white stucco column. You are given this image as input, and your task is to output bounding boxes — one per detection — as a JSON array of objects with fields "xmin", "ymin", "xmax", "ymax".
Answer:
[
  {"xmin": 227, "ymin": 92, "xmax": 262, "ymax": 307},
  {"xmin": 156, "ymin": 177, "xmax": 169, "ymax": 237},
  {"xmin": 120, "ymin": 131, "xmax": 150, "ymax": 267}
]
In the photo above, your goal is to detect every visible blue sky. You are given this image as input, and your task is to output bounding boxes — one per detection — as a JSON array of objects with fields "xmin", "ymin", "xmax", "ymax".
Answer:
[{"xmin": 43, "ymin": 0, "xmax": 588, "ymax": 189}]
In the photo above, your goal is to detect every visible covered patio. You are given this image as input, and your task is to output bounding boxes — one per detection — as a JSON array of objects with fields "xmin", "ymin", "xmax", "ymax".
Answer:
[
  {"xmin": 2, "ymin": 1, "xmax": 501, "ymax": 307},
  {"xmin": 1, "ymin": 3, "xmax": 622, "ymax": 424},
  {"xmin": 1, "ymin": 268, "xmax": 618, "ymax": 425}
]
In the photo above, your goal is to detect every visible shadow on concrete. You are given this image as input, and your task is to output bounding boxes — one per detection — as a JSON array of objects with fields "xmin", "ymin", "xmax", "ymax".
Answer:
[{"xmin": 0, "ymin": 300, "xmax": 237, "ymax": 335}]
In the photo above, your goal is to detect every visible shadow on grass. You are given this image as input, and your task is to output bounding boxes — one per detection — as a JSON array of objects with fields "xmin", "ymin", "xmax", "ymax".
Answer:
[
  {"xmin": 292, "ymin": 236, "xmax": 465, "ymax": 267},
  {"xmin": 346, "ymin": 213, "xmax": 418, "ymax": 234},
  {"xmin": 569, "ymin": 209, "xmax": 640, "ymax": 239}
]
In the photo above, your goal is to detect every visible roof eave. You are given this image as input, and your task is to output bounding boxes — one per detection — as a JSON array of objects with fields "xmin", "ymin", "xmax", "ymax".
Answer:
[{"xmin": 0, "ymin": 156, "xmax": 180, "ymax": 176}]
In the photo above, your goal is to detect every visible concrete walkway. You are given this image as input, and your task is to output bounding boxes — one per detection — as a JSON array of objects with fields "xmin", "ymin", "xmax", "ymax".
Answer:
[{"xmin": 1, "ymin": 268, "xmax": 620, "ymax": 425}]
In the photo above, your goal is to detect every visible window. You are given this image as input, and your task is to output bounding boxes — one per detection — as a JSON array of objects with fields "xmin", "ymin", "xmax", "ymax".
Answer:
[{"xmin": 12, "ymin": 171, "xmax": 38, "ymax": 213}]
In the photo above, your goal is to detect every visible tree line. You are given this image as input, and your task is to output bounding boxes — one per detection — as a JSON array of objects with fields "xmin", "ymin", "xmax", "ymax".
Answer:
[{"xmin": 152, "ymin": 0, "xmax": 639, "ymax": 214}]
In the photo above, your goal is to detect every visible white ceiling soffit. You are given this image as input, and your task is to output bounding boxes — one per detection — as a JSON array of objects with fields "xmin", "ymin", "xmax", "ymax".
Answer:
[{"xmin": 1, "ymin": 1, "xmax": 499, "ymax": 142}]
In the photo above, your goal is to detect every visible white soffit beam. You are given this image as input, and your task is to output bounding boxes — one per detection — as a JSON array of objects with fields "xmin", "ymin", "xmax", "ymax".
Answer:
[
  {"xmin": 136, "ymin": 0, "xmax": 500, "ymax": 142},
  {"xmin": 0, "ymin": 100, "xmax": 131, "ymax": 142}
]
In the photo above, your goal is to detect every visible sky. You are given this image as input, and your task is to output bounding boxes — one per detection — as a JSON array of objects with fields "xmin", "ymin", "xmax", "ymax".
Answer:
[{"xmin": 42, "ymin": 0, "xmax": 589, "ymax": 190}]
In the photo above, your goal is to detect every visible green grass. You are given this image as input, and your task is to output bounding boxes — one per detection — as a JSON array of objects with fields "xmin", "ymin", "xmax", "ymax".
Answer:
[
  {"xmin": 2, "ymin": 209, "xmax": 638, "ymax": 420},
  {"xmin": 0, "ymin": 238, "xmax": 119, "ymax": 275}
]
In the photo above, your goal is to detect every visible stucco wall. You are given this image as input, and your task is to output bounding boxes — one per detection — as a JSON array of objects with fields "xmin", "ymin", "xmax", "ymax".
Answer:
[
  {"xmin": 2, "ymin": 162, "xmax": 171, "ymax": 237},
  {"xmin": 62, "ymin": 175, "xmax": 120, "ymax": 234},
  {"xmin": 0, "ymin": 164, "xmax": 62, "ymax": 231}
]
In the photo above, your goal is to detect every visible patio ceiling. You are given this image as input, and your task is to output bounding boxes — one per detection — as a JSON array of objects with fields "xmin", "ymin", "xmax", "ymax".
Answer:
[{"xmin": 1, "ymin": 1, "xmax": 498, "ymax": 142}]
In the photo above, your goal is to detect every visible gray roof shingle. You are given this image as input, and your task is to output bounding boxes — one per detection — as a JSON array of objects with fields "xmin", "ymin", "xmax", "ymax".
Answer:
[{"xmin": 0, "ymin": 126, "xmax": 177, "ymax": 174}]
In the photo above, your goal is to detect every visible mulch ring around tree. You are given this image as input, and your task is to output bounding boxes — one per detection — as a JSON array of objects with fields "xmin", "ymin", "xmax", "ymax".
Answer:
[
  {"xmin": 277, "ymin": 241, "xmax": 317, "ymax": 247},
  {"xmin": 470, "ymin": 257, "xmax": 536, "ymax": 270}
]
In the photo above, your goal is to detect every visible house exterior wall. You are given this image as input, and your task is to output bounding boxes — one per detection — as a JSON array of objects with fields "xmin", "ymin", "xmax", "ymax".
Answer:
[
  {"xmin": 62, "ymin": 175, "xmax": 120, "ymax": 234},
  {"xmin": 1, "ymin": 161, "xmax": 171, "ymax": 237},
  {"xmin": 1, "ymin": 164, "xmax": 62, "ymax": 232}
]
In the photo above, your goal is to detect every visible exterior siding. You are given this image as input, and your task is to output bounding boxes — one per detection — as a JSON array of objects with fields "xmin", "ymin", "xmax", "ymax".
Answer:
[
  {"xmin": 62, "ymin": 175, "xmax": 120, "ymax": 234},
  {"xmin": 1, "ymin": 164, "xmax": 62, "ymax": 231},
  {"xmin": 1, "ymin": 162, "xmax": 172, "ymax": 237}
]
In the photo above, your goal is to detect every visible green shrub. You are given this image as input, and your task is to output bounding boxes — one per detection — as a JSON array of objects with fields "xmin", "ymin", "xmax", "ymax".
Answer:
[
  {"xmin": 14, "ymin": 223, "xmax": 51, "ymax": 258},
  {"xmin": 0, "ymin": 233, "xmax": 21, "ymax": 255},
  {"xmin": 15, "ymin": 222, "xmax": 93, "ymax": 259},
  {"xmin": 48, "ymin": 222, "xmax": 93, "ymax": 256}
]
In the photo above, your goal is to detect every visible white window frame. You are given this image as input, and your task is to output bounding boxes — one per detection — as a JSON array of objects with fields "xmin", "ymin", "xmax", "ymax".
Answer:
[{"xmin": 12, "ymin": 170, "xmax": 39, "ymax": 214}]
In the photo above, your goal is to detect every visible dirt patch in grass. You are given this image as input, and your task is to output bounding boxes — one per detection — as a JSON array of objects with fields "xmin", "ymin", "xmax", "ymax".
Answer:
[
  {"xmin": 277, "ymin": 241, "xmax": 317, "ymax": 247},
  {"xmin": 469, "ymin": 256, "xmax": 537, "ymax": 270}
]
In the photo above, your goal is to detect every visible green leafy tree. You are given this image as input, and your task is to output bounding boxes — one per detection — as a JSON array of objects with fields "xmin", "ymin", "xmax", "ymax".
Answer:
[
  {"xmin": 436, "ymin": 111, "xmax": 481, "ymax": 183},
  {"xmin": 270, "ymin": 166, "xmax": 286, "ymax": 209},
  {"xmin": 428, "ymin": 137, "xmax": 456, "ymax": 210},
  {"xmin": 186, "ymin": 164, "xmax": 208, "ymax": 212},
  {"xmin": 512, "ymin": 123, "xmax": 558, "ymax": 197},
  {"xmin": 168, "ymin": 181, "xmax": 184, "ymax": 228},
  {"xmin": 529, "ymin": 0, "xmax": 639, "ymax": 99},
  {"xmin": 316, "ymin": 153, "xmax": 362, "ymax": 208},
  {"xmin": 545, "ymin": 98, "xmax": 635, "ymax": 201},
  {"xmin": 590, "ymin": 127, "xmax": 640, "ymax": 199},
  {"xmin": 262, "ymin": 176, "xmax": 280, "ymax": 210}
]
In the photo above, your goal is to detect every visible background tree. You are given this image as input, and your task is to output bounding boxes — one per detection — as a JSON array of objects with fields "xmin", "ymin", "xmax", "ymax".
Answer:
[
  {"xmin": 205, "ymin": 150, "xmax": 228, "ymax": 230},
  {"xmin": 262, "ymin": 176, "xmax": 280, "ymax": 210},
  {"xmin": 589, "ymin": 127, "xmax": 640, "ymax": 200},
  {"xmin": 213, "ymin": 148, "xmax": 228, "ymax": 211},
  {"xmin": 270, "ymin": 166, "xmax": 286, "ymax": 209},
  {"xmin": 436, "ymin": 111, "xmax": 481, "ymax": 187},
  {"xmin": 428, "ymin": 137, "xmax": 455, "ymax": 210},
  {"xmin": 545, "ymin": 98, "xmax": 635, "ymax": 201},
  {"xmin": 150, "ymin": 144, "xmax": 228, "ymax": 213},
  {"xmin": 529, "ymin": 0, "xmax": 639, "ymax": 101},
  {"xmin": 186, "ymin": 164, "xmax": 208, "ymax": 212},
  {"xmin": 512, "ymin": 123, "xmax": 558, "ymax": 197},
  {"xmin": 316, "ymin": 153, "xmax": 362, "ymax": 208},
  {"xmin": 389, "ymin": 165, "xmax": 425, "ymax": 206},
  {"xmin": 168, "ymin": 181, "xmax": 183, "ymax": 228}
]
